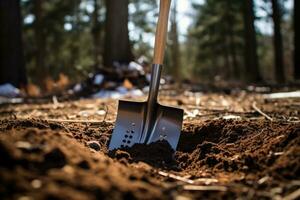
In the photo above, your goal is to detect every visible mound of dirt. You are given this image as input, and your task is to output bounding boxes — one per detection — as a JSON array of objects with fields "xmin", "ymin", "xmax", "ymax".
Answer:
[
  {"xmin": 0, "ymin": 128, "xmax": 169, "ymax": 200},
  {"xmin": 175, "ymin": 120, "xmax": 300, "ymax": 181},
  {"xmin": 109, "ymin": 140, "xmax": 176, "ymax": 169},
  {"xmin": 0, "ymin": 117, "xmax": 299, "ymax": 199}
]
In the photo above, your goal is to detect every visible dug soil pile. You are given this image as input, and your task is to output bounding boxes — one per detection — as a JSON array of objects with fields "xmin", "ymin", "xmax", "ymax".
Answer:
[{"xmin": 0, "ymin": 93, "xmax": 299, "ymax": 199}]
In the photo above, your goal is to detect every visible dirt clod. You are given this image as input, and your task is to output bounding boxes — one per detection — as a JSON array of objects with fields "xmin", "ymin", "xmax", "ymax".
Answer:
[
  {"xmin": 87, "ymin": 141, "xmax": 101, "ymax": 151},
  {"xmin": 110, "ymin": 140, "xmax": 176, "ymax": 169}
]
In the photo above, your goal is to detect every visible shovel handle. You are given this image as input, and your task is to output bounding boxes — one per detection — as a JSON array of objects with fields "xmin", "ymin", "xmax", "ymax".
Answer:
[{"xmin": 153, "ymin": 0, "xmax": 172, "ymax": 65}]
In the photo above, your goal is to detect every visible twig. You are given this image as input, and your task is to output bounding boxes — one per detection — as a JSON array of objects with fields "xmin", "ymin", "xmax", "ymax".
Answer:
[
  {"xmin": 252, "ymin": 102, "xmax": 273, "ymax": 121},
  {"xmin": 102, "ymin": 105, "xmax": 109, "ymax": 122},
  {"xmin": 183, "ymin": 185, "xmax": 227, "ymax": 192},
  {"xmin": 158, "ymin": 171, "xmax": 195, "ymax": 184},
  {"xmin": 52, "ymin": 95, "xmax": 59, "ymax": 105},
  {"xmin": 193, "ymin": 178, "xmax": 219, "ymax": 185},
  {"xmin": 282, "ymin": 188, "xmax": 300, "ymax": 200},
  {"xmin": 17, "ymin": 118, "xmax": 108, "ymax": 125}
]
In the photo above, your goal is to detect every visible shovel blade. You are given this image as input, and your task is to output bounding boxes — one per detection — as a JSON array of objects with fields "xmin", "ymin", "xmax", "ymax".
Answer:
[
  {"xmin": 109, "ymin": 100, "xmax": 145, "ymax": 150},
  {"xmin": 109, "ymin": 100, "xmax": 183, "ymax": 151}
]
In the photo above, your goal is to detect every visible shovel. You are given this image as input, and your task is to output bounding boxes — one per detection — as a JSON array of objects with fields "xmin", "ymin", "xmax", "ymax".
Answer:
[{"xmin": 109, "ymin": 0, "xmax": 183, "ymax": 151}]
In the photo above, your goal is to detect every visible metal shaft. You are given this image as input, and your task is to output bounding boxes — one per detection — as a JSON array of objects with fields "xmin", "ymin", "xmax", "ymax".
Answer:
[
  {"xmin": 140, "ymin": 64, "xmax": 162, "ymax": 143},
  {"xmin": 147, "ymin": 64, "xmax": 162, "ymax": 105},
  {"xmin": 140, "ymin": 0, "xmax": 171, "ymax": 144}
]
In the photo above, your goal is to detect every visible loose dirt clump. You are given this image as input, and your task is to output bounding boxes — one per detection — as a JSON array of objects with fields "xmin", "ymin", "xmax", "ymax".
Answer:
[{"xmin": 110, "ymin": 140, "xmax": 176, "ymax": 169}]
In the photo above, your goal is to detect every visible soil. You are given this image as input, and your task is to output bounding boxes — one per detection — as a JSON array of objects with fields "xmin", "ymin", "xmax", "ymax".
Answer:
[{"xmin": 0, "ymin": 91, "xmax": 299, "ymax": 200}]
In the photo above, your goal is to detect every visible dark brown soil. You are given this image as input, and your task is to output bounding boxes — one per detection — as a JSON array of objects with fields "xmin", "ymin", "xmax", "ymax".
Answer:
[
  {"xmin": 109, "ymin": 140, "xmax": 176, "ymax": 169},
  {"xmin": 0, "ymin": 93, "xmax": 299, "ymax": 200}
]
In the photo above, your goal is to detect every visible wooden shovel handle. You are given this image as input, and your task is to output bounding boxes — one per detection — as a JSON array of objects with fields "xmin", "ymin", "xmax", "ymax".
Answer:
[{"xmin": 153, "ymin": 0, "xmax": 172, "ymax": 65}]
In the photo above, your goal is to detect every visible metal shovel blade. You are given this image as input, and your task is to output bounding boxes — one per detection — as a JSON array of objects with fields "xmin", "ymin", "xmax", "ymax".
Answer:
[{"xmin": 109, "ymin": 100, "xmax": 183, "ymax": 151}]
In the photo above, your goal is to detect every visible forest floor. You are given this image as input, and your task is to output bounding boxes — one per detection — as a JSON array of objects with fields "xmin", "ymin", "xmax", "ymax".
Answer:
[{"xmin": 0, "ymin": 87, "xmax": 300, "ymax": 200}]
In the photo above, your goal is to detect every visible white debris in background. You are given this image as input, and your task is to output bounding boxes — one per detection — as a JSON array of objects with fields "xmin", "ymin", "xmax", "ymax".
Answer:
[
  {"xmin": 146, "ymin": 74, "xmax": 151, "ymax": 83},
  {"xmin": 195, "ymin": 92, "xmax": 202, "ymax": 106},
  {"xmin": 247, "ymin": 86, "xmax": 271, "ymax": 93},
  {"xmin": 137, "ymin": 56, "xmax": 149, "ymax": 65},
  {"xmin": 184, "ymin": 109, "xmax": 200, "ymax": 119},
  {"xmin": 116, "ymin": 86, "xmax": 127, "ymax": 94},
  {"xmin": 0, "ymin": 83, "xmax": 20, "ymax": 98},
  {"xmin": 93, "ymin": 74, "xmax": 105, "ymax": 85},
  {"xmin": 0, "ymin": 97, "xmax": 23, "ymax": 104},
  {"xmin": 128, "ymin": 89, "xmax": 144, "ymax": 97},
  {"xmin": 263, "ymin": 91, "xmax": 300, "ymax": 99},
  {"xmin": 92, "ymin": 90, "xmax": 122, "ymax": 99},
  {"xmin": 222, "ymin": 115, "xmax": 242, "ymax": 120},
  {"xmin": 72, "ymin": 83, "xmax": 82, "ymax": 93},
  {"xmin": 96, "ymin": 110, "xmax": 106, "ymax": 116},
  {"xmin": 92, "ymin": 86, "xmax": 144, "ymax": 99},
  {"xmin": 128, "ymin": 61, "xmax": 144, "ymax": 73},
  {"xmin": 146, "ymin": 74, "xmax": 166, "ymax": 85}
]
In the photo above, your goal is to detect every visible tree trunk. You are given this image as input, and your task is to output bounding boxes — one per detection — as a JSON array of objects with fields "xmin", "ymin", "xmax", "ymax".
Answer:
[
  {"xmin": 223, "ymin": 43, "xmax": 231, "ymax": 79},
  {"xmin": 169, "ymin": 0, "xmax": 181, "ymax": 80},
  {"xmin": 0, "ymin": 0, "xmax": 27, "ymax": 88},
  {"xmin": 92, "ymin": 0, "xmax": 102, "ymax": 70},
  {"xmin": 225, "ymin": 0, "xmax": 239, "ymax": 80},
  {"xmin": 271, "ymin": 0, "xmax": 285, "ymax": 83},
  {"xmin": 33, "ymin": 0, "xmax": 46, "ymax": 83},
  {"xmin": 103, "ymin": 0, "xmax": 133, "ymax": 67},
  {"xmin": 243, "ymin": 0, "xmax": 261, "ymax": 83},
  {"xmin": 228, "ymin": 25, "xmax": 239, "ymax": 80},
  {"xmin": 294, "ymin": 0, "xmax": 300, "ymax": 79}
]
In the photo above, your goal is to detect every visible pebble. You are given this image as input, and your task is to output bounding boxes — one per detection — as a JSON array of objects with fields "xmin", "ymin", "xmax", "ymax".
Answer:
[
  {"xmin": 87, "ymin": 141, "xmax": 101, "ymax": 151},
  {"xmin": 16, "ymin": 141, "xmax": 32, "ymax": 150},
  {"xmin": 31, "ymin": 179, "xmax": 42, "ymax": 189},
  {"xmin": 18, "ymin": 196, "xmax": 33, "ymax": 200},
  {"xmin": 97, "ymin": 110, "xmax": 106, "ymax": 116},
  {"xmin": 15, "ymin": 141, "xmax": 42, "ymax": 153},
  {"xmin": 115, "ymin": 150, "xmax": 131, "ymax": 160},
  {"xmin": 63, "ymin": 165, "xmax": 75, "ymax": 174}
]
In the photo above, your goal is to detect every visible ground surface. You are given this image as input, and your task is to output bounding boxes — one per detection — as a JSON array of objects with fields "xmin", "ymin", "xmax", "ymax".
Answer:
[{"xmin": 0, "ymin": 89, "xmax": 299, "ymax": 200}]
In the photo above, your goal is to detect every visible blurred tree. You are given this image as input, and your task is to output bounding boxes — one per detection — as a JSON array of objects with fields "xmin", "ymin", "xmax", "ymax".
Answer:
[
  {"xmin": 0, "ymin": 0, "xmax": 27, "ymax": 88},
  {"xmin": 92, "ymin": 0, "xmax": 102, "ymax": 69},
  {"xmin": 129, "ymin": 0, "xmax": 157, "ymax": 60},
  {"xmin": 294, "ymin": 0, "xmax": 300, "ymax": 79},
  {"xmin": 189, "ymin": 0, "xmax": 244, "ymax": 81},
  {"xmin": 271, "ymin": 0, "xmax": 285, "ymax": 83},
  {"xmin": 169, "ymin": 0, "xmax": 181, "ymax": 80},
  {"xmin": 33, "ymin": 0, "xmax": 46, "ymax": 84},
  {"xmin": 22, "ymin": 0, "xmax": 96, "ymax": 83},
  {"xmin": 243, "ymin": 0, "xmax": 261, "ymax": 82},
  {"xmin": 104, "ymin": 0, "xmax": 133, "ymax": 67},
  {"xmin": 224, "ymin": 0, "xmax": 240, "ymax": 79}
]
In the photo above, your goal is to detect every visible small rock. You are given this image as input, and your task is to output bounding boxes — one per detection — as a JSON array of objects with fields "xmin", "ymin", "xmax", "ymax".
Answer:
[
  {"xmin": 114, "ymin": 150, "xmax": 131, "ymax": 160},
  {"xmin": 15, "ymin": 141, "xmax": 42, "ymax": 153},
  {"xmin": 96, "ymin": 110, "xmax": 106, "ymax": 116},
  {"xmin": 18, "ymin": 196, "xmax": 33, "ymax": 200},
  {"xmin": 62, "ymin": 165, "xmax": 75, "ymax": 174},
  {"xmin": 31, "ymin": 179, "xmax": 42, "ymax": 189},
  {"xmin": 87, "ymin": 141, "xmax": 101, "ymax": 151},
  {"xmin": 16, "ymin": 141, "xmax": 32, "ymax": 149}
]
